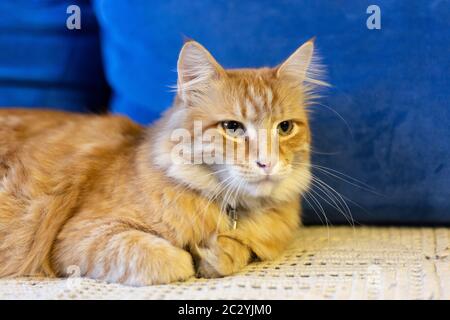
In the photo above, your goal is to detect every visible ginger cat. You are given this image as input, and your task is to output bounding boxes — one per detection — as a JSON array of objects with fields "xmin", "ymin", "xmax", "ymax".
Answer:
[{"xmin": 0, "ymin": 39, "xmax": 325, "ymax": 286}]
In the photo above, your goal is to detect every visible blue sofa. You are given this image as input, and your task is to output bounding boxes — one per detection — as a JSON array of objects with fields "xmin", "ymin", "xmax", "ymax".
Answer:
[{"xmin": 0, "ymin": 0, "xmax": 108, "ymax": 112}]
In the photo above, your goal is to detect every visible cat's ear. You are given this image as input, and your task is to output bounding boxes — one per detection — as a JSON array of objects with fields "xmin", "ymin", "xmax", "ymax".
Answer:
[
  {"xmin": 177, "ymin": 40, "xmax": 224, "ymax": 100},
  {"xmin": 276, "ymin": 38, "xmax": 327, "ymax": 87}
]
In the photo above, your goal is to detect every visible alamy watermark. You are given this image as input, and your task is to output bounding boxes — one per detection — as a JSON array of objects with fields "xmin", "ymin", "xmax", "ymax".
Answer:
[
  {"xmin": 367, "ymin": 5, "xmax": 381, "ymax": 30},
  {"xmin": 66, "ymin": 5, "xmax": 81, "ymax": 30},
  {"xmin": 65, "ymin": 4, "xmax": 382, "ymax": 32},
  {"xmin": 65, "ymin": 265, "xmax": 83, "ymax": 290},
  {"xmin": 170, "ymin": 121, "xmax": 281, "ymax": 166}
]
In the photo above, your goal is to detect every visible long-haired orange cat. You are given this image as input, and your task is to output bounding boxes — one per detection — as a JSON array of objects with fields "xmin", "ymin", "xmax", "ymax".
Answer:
[{"xmin": 0, "ymin": 39, "xmax": 325, "ymax": 286}]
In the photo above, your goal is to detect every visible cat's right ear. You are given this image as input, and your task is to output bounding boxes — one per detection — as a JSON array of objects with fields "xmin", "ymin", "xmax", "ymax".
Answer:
[
  {"xmin": 177, "ymin": 41, "xmax": 225, "ymax": 101},
  {"xmin": 276, "ymin": 38, "xmax": 329, "ymax": 88}
]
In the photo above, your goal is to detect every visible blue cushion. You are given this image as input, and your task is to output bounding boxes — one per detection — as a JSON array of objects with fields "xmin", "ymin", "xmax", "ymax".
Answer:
[
  {"xmin": 94, "ymin": 0, "xmax": 450, "ymax": 224},
  {"xmin": 0, "ymin": 0, "xmax": 108, "ymax": 112}
]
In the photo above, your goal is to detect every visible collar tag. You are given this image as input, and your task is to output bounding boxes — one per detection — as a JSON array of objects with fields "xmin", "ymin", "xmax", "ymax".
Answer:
[{"xmin": 226, "ymin": 205, "xmax": 238, "ymax": 230}]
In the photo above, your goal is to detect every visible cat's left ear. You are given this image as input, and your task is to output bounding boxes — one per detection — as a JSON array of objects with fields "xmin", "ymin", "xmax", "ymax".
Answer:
[{"xmin": 276, "ymin": 38, "xmax": 327, "ymax": 87}]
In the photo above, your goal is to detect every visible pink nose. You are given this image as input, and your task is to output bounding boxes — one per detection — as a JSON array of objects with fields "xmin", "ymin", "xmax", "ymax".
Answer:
[{"xmin": 256, "ymin": 161, "xmax": 271, "ymax": 173}]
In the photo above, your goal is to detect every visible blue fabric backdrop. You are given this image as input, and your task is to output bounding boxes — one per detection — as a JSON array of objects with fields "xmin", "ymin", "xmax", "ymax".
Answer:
[
  {"xmin": 0, "ymin": 0, "xmax": 108, "ymax": 112},
  {"xmin": 93, "ymin": 0, "xmax": 450, "ymax": 224},
  {"xmin": 0, "ymin": 1, "xmax": 449, "ymax": 224}
]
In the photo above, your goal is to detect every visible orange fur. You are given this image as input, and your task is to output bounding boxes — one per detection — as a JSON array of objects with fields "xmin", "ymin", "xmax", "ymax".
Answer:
[{"xmin": 0, "ymin": 39, "xmax": 324, "ymax": 286}]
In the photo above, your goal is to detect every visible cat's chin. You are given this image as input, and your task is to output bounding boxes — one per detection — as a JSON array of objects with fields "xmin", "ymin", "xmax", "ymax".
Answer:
[
  {"xmin": 241, "ymin": 179, "xmax": 278, "ymax": 198},
  {"xmin": 243, "ymin": 167, "xmax": 312, "ymax": 203}
]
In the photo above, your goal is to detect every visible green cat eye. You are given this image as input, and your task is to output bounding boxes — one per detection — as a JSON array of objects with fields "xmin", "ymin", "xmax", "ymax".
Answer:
[
  {"xmin": 277, "ymin": 120, "xmax": 294, "ymax": 136},
  {"xmin": 221, "ymin": 120, "xmax": 246, "ymax": 137}
]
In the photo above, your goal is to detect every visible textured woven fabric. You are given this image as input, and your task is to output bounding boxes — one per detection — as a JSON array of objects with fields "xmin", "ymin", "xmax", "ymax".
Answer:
[{"xmin": 0, "ymin": 227, "xmax": 448, "ymax": 300}]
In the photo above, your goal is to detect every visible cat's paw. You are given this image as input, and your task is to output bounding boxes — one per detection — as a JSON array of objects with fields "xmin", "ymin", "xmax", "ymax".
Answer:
[
  {"xmin": 102, "ymin": 239, "xmax": 195, "ymax": 286},
  {"xmin": 153, "ymin": 247, "xmax": 196, "ymax": 284},
  {"xmin": 137, "ymin": 246, "xmax": 195, "ymax": 286},
  {"xmin": 195, "ymin": 235, "xmax": 251, "ymax": 278}
]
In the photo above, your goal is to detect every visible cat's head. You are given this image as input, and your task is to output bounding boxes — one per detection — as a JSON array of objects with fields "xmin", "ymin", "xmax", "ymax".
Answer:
[{"xmin": 154, "ymin": 39, "xmax": 327, "ymax": 204}]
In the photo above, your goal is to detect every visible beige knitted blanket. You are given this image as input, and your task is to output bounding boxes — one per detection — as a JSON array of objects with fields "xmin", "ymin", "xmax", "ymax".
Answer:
[{"xmin": 0, "ymin": 226, "xmax": 448, "ymax": 300}]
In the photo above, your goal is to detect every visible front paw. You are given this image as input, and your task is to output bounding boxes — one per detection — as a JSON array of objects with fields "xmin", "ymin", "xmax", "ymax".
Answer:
[{"xmin": 195, "ymin": 235, "xmax": 251, "ymax": 278}]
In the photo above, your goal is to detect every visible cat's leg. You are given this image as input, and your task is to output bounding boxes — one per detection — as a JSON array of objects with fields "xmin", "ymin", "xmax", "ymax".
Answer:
[
  {"xmin": 194, "ymin": 233, "xmax": 252, "ymax": 278},
  {"xmin": 52, "ymin": 217, "xmax": 195, "ymax": 286},
  {"xmin": 196, "ymin": 200, "xmax": 300, "ymax": 278}
]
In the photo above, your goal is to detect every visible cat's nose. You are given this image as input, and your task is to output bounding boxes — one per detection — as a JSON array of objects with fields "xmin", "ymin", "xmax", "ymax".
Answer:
[{"xmin": 256, "ymin": 161, "xmax": 271, "ymax": 173}]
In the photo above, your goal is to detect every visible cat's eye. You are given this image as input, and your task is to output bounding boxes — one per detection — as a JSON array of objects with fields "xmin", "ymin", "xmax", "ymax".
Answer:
[
  {"xmin": 277, "ymin": 120, "xmax": 294, "ymax": 136},
  {"xmin": 221, "ymin": 121, "xmax": 246, "ymax": 137}
]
